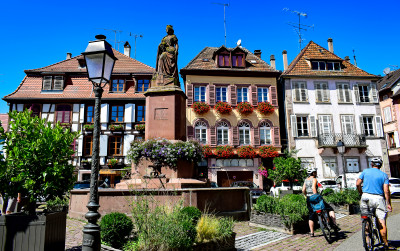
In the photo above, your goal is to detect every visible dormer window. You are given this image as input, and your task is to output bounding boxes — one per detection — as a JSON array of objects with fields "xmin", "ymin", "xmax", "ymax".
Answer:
[
  {"xmin": 311, "ymin": 61, "xmax": 341, "ymax": 71},
  {"xmin": 42, "ymin": 76, "xmax": 64, "ymax": 90},
  {"xmin": 311, "ymin": 61, "xmax": 326, "ymax": 70},
  {"xmin": 218, "ymin": 53, "xmax": 230, "ymax": 67},
  {"xmin": 327, "ymin": 62, "xmax": 341, "ymax": 71},
  {"xmin": 232, "ymin": 54, "xmax": 244, "ymax": 67}
]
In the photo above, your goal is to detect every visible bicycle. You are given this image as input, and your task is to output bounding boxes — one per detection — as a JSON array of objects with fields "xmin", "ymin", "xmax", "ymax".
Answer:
[
  {"xmin": 315, "ymin": 207, "xmax": 339, "ymax": 244},
  {"xmin": 361, "ymin": 207, "xmax": 383, "ymax": 251}
]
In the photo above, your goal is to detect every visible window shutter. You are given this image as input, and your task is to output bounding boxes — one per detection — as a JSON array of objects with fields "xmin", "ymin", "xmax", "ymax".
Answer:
[
  {"xmin": 54, "ymin": 76, "xmax": 64, "ymax": 90},
  {"xmin": 187, "ymin": 126, "xmax": 194, "ymax": 140},
  {"xmin": 187, "ymin": 84, "xmax": 193, "ymax": 106},
  {"xmin": 210, "ymin": 126, "xmax": 216, "ymax": 146},
  {"xmin": 322, "ymin": 83, "xmax": 329, "ymax": 102},
  {"xmin": 64, "ymin": 109, "xmax": 71, "ymax": 123},
  {"xmin": 56, "ymin": 110, "xmax": 63, "ymax": 123},
  {"xmin": 292, "ymin": 82, "xmax": 300, "ymax": 101},
  {"xmin": 344, "ymin": 84, "xmax": 351, "ymax": 102},
  {"xmin": 273, "ymin": 126, "xmax": 280, "ymax": 146},
  {"xmin": 232, "ymin": 126, "xmax": 239, "ymax": 146},
  {"xmin": 300, "ymin": 82, "xmax": 308, "ymax": 101},
  {"xmin": 337, "ymin": 83, "xmax": 344, "ymax": 102},
  {"xmin": 270, "ymin": 86, "xmax": 278, "ymax": 106},
  {"xmin": 250, "ymin": 86, "xmax": 257, "ymax": 106},
  {"xmin": 290, "ymin": 115, "xmax": 298, "ymax": 137},
  {"xmin": 370, "ymin": 83, "xmax": 378, "ymax": 103},
  {"xmin": 230, "ymin": 85, "xmax": 237, "ymax": 106},
  {"xmin": 77, "ymin": 136, "xmax": 83, "ymax": 157},
  {"xmin": 253, "ymin": 127, "xmax": 260, "ymax": 146},
  {"xmin": 353, "ymin": 84, "xmax": 360, "ymax": 103},
  {"xmin": 359, "ymin": 116, "xmax": 364, "ymax": 135},
  {"xmin": 43, "ymin": 76, "xmax": 52, "ymax": 90},
  {"xmin": 309, "ymin": 115, "xmax": 317, "ymax": 137},
  {"xmin": 394, "ymin": 131, "xmax": 400, "ymax": 148},
  {"xmin": 208, "ymin": 85, "xmax": 215, "ymax": 106},
  {"xmin": 375, "ymin": 116, "xmax": 383, "ymax": 137},
  {"xmin": 315, "ymin": 83, "xmax": 322, "ymax": 102}
]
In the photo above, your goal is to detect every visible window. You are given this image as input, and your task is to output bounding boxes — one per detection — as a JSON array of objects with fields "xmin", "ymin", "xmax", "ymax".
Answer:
[
  {"xmin": 354, "ymin": 83, "xmax": 378, "ymax": 103},
  {"xmin": 358, "ymin": 85, "xmax": 370, "ymax": 102},
  {"xmin": 216, "ymin": 87, "xmax": 227, "ymax": 102},
  {"xmin": 315, "ymin": 82, "xmax": 330, "ymax": 102},
  {"xmin": 83, "ymin": 136, "xmax": 93, "ymax": 156},
  {"xmin": 237, "ymin": 87, "xmax": 248, "ymax": 102},
  {"xmin": 111, "ymin": 79, "xmax": 125, "ymax": 92},
  {"xmin": 217, "ymin": 122, "xmax": 229, "ymax": 145},
  {"xmin": 337, "ymin": 83, "xmax": 352, "ymax": 103},
  {"xmin": 301, "ymin": 158, "xmax": 314, "ymax": 169},
  {"xmin": 322, "ymin": 157, "xmax": 337, "ymax": 178},
  {"xmin": 218, "ymin": 54, "xmax": 230, "ymax": 67},
  {"xmin": 341, "ymin": 115, "xmax": 354, "ymax": 134},
  {"xmin": 137, "ymin": 105, "xmax": 146, "ymax": 122},
  {"xmin": 195, "ymin": 121, "xmax": 207, "ymax": 144},
  {"xmin": 109, "ymin": 136, "xmax": 123, "ymax": 156},
  {"xmin": 194, "ymin": 86, "xmax": 206, "ymax": 102},
  {"xmin": 86, "ymin": 105, "xmax": 94, "ymax": 123},
  {"xmin": 259, "ymin": 121, "xmax": 271, "ymax": 145},
  {"xmin": 56, "ymin": 105, "xmax": 71, "ymax": 124},
  {"xmin": 346, "ymin": 158, "xmax": 360, "ymax": 173},
  {"xmin": 297, "ymin": 116, "xmax": 309, "ymax": 137},
  {"xmin": 387, "ymin": 132, "xmax": 397, "ymax": 148},
  {"xmin": 361, "ymin": 116, "xmax": 374, "ymax": 136},
  {"xmin": 318, "ymin": 115, "xmax": 332, "ymax": 134},
  {"xmin": 238, "ymin": 122, "xmax": 250, "ymax": 145},
  {"xmin": 42, "ymin": 76, "xmax": 64, "ymax": 90},
  {"xmin": 292, "ymin": 82, "xmax": 308, "ymax": 102},
  {"xmin": 110, "ymin": 105, "xmax": 124, "ymax": 123},
  {"xmin": 384, "ymin": 107, "xmax": 392, "ymax": 123},
  {"xmin": 327, "ymin": 62, "xmax": 341, "ymax": 71},
  {"xmin": 232, "ymin": 54, "xmax": 244, "ymax": 67},
  {"xmin": 24, "ymin": 104, "xmax": 41, "ymax": 117},
  {"xmin": 257, "ymin": 87, "xmax": 269, "ymax": 102},
  {"xmin": 311, "ymin": 61, "xmax": 326, "ymax": 70},
  {"xmin": 137, "ymin": 79, "xmax": 150, "ymax": 92}
]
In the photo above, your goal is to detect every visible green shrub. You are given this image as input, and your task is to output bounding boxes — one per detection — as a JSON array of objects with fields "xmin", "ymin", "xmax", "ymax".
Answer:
[
  {"xmin": 254, "ymin": 195, "xmax": 278, "ymax": 214},
  {"xmin": 180, "ymin": 206, "xmax": 202, "ymax": 225},
  {"xmin": 217, "ymin": 217, "xmax": 234, "ymax": 238},
  {"xmin": 196, "ymin": 215, "xmax": 220, "ymax": 242},
  {"xmin": 100, "ymin": 212, "xmax": 133, "ymax": 249},
  {"xmin": 343, "ymin": 189, "xmax": 361, "ymax": 204},
  {"xmin": 321, "ymin": 188, "xmax": 334, "ymax": 196},
  {"xmin": 46, "ymin": 196, "xmax": 69, "ymax": 212},
  {"xmin": 323, "ymin": 189, "xmax": 361, "ymax": 205}
]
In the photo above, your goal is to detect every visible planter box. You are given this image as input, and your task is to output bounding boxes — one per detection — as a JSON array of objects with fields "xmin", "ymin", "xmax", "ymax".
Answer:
[
  {"xmin": 193, "ymin": 232, "xmax": 236, "ymax": 251},
  {"xmin": 331, "ymin": 204, "xmax": 360, "ymax": 215},
  {"xmin": 249, "ymin": 211, "xmax": 307, "ymax": 235},
  {"xmin": 0, "ymin": 211, "xmax": 67, "ymax": 251}
]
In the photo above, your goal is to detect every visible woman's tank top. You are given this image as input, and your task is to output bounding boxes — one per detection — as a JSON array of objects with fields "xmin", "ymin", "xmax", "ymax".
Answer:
[{"xmin": 305, "ymin": 178, "xmax": 316, "ymax": 197}]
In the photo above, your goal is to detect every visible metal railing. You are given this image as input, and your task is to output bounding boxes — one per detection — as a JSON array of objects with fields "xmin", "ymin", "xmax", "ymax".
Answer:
[{"xmin": 318, "ymin": 133, "xmax": 367, "ymax": 147}]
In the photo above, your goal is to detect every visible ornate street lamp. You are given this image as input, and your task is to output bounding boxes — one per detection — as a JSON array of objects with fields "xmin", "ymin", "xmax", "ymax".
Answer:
[
  {"xmin": 81, "ymin": 35, "xmax": 117, "ymax": 251},
  {"xmin": 337, "ymin": 140, "xmax": 347, "ymax": 189}
]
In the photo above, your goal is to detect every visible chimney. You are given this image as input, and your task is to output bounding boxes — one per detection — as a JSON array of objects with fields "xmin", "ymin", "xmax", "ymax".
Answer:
[
  {"xmin": 124, "ymin": 41, "xmax": 131, "ymax": 57},
  {"xmin": 270, "ymin": 55, "xmax": 276, "ymax": 70},
  {"xmin": 327, "ymin": 38, "xmax": 334, "ymax": 53},
  {"xmin": 282, "ymin": 50, "xmax": 288, "ymax": 71},
  {"xmin": 344, "ymin": 56, "xmax": 350, "ymax": 62},
  {"xmin": 66, "ymin": 53, "xmax": 72, "ymax": 60},
  {"xmin": 254, "ymin": 50, "xmax": 261, "ymax": 58}
]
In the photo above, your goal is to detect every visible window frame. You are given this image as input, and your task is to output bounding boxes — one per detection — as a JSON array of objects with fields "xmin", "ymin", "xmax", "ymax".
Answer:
[
  {"xmin": 232, "ymin": 53, "xmax": 245, "ymax": 67},
  {"xmin": 217, "ymin": 122, "xmax": 229, "ymax": 145},
  {"xmin": 314, "ymin": 82, "xmax": 330, "ymax": 103},
  {"xmin": 322, "ymin": 157, "xmax": 337, "ymax": 178},
  {"xmin": 292, "ymin": 81, "xmax": 308, "ymax": 102},
  {"xmin": 238, "ymin": 121, "xmax": 251, "ymax": 145},
  {"xmin": 383, "ymin": 106, "xmax": 392, "ymax": 123},
  {"xmin": 194, "ymin": 121, "xmax": 207, "ymax": 144},
  {"xmin": 257, "ymin": 87, "xmax": 269, "ymax": 102},
  {"xmin": 237, "ymin": 87, "xmax": 249, "ymax": 103},
  {"xmin": 83, "ymin": 135, "xmax": 93, "ymax": 156},
  {"xmin": 361, "ymin": 116, "xmax": 375, "ymax": 137},
  {"xmin": 85, "ymin": 104, "xmax": 95, "ymax": 124},
  {"xmin": 24, "ymin": 104, "xmax": 41, "ymax": 117},
  {"xmin": 137, "ymin": 105, "xmax": 146, "ymax": 122},
  {"xmin": 42, "ymin": 75, "xmax": 64, "ymax": 91},
  {"xmin": 218, "ymin": 53, "xmax": 231, "ymax": 67},
  {"xmin": 311, "ymin": 61, "xmax": 326, "ymax": 71},
  {"xmin": 109, "ymin": 105, "xmax": 124, "ymax": 123},
  {"xmin": 296, "ymin": 115, "xmax": 309, "ymax": 137},
  {"xmin": 216, "ymin": 86, "xmax": 228, "ymax": 102},
  {"xmin": 345, "ymin": 157, "xmax": 360, "ymax": 173},
  {"xmin": 341, "ymin": 115, "xmax": 354, "ymax": 134},
  {"xmin": 108, "ymin": 135, "xmax": 123, "ymax": 156},
  {"xmin": 336, "ymin": 82, "xmax": 352, "ymax": 103},
  {"xmin": 318, "ymin": 115, "xmax": 333, "ymax": 135},
  {"xmin": 194, "ymin": 86, "xmax": 207, "ymax": 102},
  {"xmin": 358, "ymin": 84, "xmax": 370, "ymax": 103},
  {"xmin": 55, "ymin": 104, "xmax": 72, "ymax": 124},
  {"xmin": 110, "ymin": 79, "xmax": 125, "ymax": 93},
  {"xmin": 137, "ymin": 79, "xmax": 150, "ymax": 92},
  {"xmin": 259, "ymin": 121, "xmax": 271, "ymax": 145}
]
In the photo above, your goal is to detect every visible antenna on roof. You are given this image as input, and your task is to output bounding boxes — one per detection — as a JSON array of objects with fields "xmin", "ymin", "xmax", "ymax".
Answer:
[
  {"xmin": 212, "ymin": 2, "xmax": 229, "ymax": 47},
  {"xmin": 352, "ymin": 49, "xmax": 357, "ymax": 67},
  {"xmin": 97, "ymin": 28, "xmax": 123, "ymax": 50},
  {"xmin": 383, "ymin": 67, "xmax": 391, "ymax": 75},
  {"xmin": 129, "ymin": 33, "xmax": 143, "ymax": 59},
  {"xmin": 389, "ymin": 64, "xmax": 399, "ymax": 70},
  {"xmin": 283, "ymin": 8, "xmax": 314, "ymax": 51}
]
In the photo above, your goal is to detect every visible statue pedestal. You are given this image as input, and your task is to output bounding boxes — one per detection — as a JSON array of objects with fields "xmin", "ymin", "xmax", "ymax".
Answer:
[{"xmin": 144, "ymin": 87, "xmax": 187, "ymax": 141}]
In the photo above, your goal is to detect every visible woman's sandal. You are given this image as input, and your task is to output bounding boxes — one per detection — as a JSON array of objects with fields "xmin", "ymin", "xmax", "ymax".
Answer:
[{"xmin": 309, "ymin": 232, "xmax": 315, "ymax": 237}]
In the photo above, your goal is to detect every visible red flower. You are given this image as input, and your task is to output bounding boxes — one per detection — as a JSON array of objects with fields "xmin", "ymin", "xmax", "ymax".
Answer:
[
  {"xmin": 237, "ymin": 102, "xmax": 253, "ymax": 115},
  {"xmin": 202, "ymin": 145, "xmax": 214, "ymax": 158},
  {"xmin": 237, "ymin": 145, "xmax": 257, "ymax": 158},
  {"xmin": 215, "ymin": 145, "xmax": 234, "ymax": 158},
  {"xmin": 258, "ymin": 146, "xmax": 279, "ymax": 158},
  {"xmin": 192, "ymin": 102, "xmax": 210, "ymax": 115},
  {"xmin": 214, "ymin": 102, "xmax": 232, "ymax": 115},
  {"xmin": 257, "ymin": 102, "xmax": 274, "ymax": 115}
]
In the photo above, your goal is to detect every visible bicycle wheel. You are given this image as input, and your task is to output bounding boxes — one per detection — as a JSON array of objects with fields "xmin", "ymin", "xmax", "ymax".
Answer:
[
  {"xmin": 371, "ymin": 217, "xmax": 383, "ymax": 248},
  {"xmin": 362, "ymin": 219, "xmax": 373, "ymax": 251},
  {"xmin": 318, "ymin": 212, "xmax": 332, "ymax": 243}
]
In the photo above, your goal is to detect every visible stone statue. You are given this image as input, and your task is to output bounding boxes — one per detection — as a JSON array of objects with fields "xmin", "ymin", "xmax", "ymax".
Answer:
[{"xmin": 153, "ymin": 25, "xmax": 179, "ymax": 87}]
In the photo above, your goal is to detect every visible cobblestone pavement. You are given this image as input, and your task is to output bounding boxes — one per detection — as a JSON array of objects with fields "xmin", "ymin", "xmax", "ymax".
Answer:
[
  {"xmin": 236, "ymin": 231, "xmax": 291, "ymax": 250},
  {"xmin": 65, "ymin": 217, "xmax": 85, "ymax": 251}
]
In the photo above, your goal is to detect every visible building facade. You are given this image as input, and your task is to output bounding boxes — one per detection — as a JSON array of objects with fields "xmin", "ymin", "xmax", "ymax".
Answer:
[
  {"xmin": 180, "ymin": 46, "xmax": 281, "ymax": 188},
  {"xmin": 3, "ymin": 43, "xmax": 154, "ymax": 185},
  {"xmin": 378, "ymin": 68, "xmax": 400, "ymax": 177},
  {"xmin": 281, "ymin": 39, "xmax": 389, "ymax": 179}
]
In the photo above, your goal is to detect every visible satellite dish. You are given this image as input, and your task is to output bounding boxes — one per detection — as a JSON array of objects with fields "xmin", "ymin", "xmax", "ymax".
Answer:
[
  {"xmin": 383, "ymin": 67, "xmax": 391, "ymax": 75},
  {"xmin": 237, "ymin": 39, "xmax": 242, "ymax": 47}
]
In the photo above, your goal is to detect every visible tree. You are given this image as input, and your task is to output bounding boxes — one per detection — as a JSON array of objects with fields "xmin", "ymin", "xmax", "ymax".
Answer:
[
  {"xmin": 268, "ymin": 150, "xmax": 307, "ymax": 189},
  {"xmin": 0, "ymin": 110, "xmax": 79, "ymax": 214}
]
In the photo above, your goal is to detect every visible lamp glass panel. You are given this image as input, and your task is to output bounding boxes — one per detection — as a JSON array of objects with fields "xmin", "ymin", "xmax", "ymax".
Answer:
[
  {"xmin": 103, "ymin": 54, "xmax": 115, "ymax": 82},
  {"xmin": 85, "ymin": 53, "xmax": 105, "ymax": 84}
]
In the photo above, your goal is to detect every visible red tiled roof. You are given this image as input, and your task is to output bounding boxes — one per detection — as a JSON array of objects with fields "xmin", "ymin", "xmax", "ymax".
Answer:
[
  {"xmin": 0, "ymin": 114, "xmax": 8, "ymax": 130},
  {"xmin": 282, "ymin": 41, "xmax": 376, "ymax": 78}
]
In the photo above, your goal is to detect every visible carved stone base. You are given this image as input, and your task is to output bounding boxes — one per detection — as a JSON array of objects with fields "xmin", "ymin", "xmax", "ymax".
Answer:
[{"xmin": 151, "ymin": 73, "xmax": 179, "ymax": 87}]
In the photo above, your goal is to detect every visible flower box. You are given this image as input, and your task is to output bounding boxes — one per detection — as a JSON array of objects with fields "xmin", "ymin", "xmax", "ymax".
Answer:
[
  {"xmin": 83, "ymin": 124, "xmax": 94, "ymax": 131},
  {"xmin": 237, "ymin": 145, "xmax": 257, "ymax": 158},
  {"xmin": 237, "ymin": 102, "xmax": 253, "ymax": 115},
  {"xmin": 214, "ymin": 102, "xmax": 232, "ymax": 115},
  {"xmin": 202, "ymin": 145, "xmax": 214, "ymax": 158},
  {"xmin": 250, "ymin": 211, "xmax": 307, "ymax": 235},
  {"xmin": 257, "ymin": 102, "xmax": 275, "ymax": 115},
  {"xmin": 135, "ymin": 124, "xmax": 145, "ymax": 131},
  {"xmin": 109, "ymin": 124, "xmax": 124, "ymax": 131},
  {"xmin": 258, "ymin": 146, "xmax": 279, "ymax": 158},
  {"xmin": 193, "ymin": 232, "xmax": 236, "ymax": 251},
  {"xmin": 107, "ymin": 158, "xmax": 119, "ymax": 168},
  {"xmin": 214, "ymin": 145, "xmax": 235, "ymax": 158},
  {"xmin": 192, "ymin": 102, "xmax": 210, "ymax": 115}
]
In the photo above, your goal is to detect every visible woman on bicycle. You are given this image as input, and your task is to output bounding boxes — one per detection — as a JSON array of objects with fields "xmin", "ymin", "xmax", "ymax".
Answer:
[{"xmin": 303, "ymin": 166, "xmax": 339, "ymax": 236}]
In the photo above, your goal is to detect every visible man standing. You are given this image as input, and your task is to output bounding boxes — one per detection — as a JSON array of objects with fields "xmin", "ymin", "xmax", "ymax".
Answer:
[{"xmin": 356, "ymin": 158, "xmax": 392, "ymax": 247}]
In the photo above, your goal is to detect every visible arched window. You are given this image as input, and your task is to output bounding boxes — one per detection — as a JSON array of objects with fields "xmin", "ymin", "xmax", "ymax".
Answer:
[
  {"xmin": 238, "ymin": 121, "xmax": 250, "ymax": 145},
  {"xmin": 260, "ymin": 121, "xmax": 271, "ymax": 145},
  {"xmin": 195, "ymin": 121, "xmax": 207, "ymax": 144},
  {"xmin": 217, "ymin": 121, "xmax": 229, "ymax": 145}
]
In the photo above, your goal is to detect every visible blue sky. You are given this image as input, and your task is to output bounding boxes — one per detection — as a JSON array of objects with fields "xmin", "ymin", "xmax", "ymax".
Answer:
[{"xmin": 0, "ymin": 0, "xmax": 399, "ymax": 113}]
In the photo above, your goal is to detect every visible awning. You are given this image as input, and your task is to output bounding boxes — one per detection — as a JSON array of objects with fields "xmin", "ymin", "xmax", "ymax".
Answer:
[{"xmin": 99, "ymin": 169, "xmax": 121, "ymax": 175}]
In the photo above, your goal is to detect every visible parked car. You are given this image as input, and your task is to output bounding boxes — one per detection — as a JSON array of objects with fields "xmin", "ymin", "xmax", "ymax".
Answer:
[
  {"xmin": 270, "ymin": 180, "xmax": 302, "ymax": 197},
  {"xmin": 318, "ymin": 179, "xmax": 340, "ymax": 193},
  {"xmin": 230, "ymin": 181, "xmax": 265, "ymax": 201},
  {"xmin": 389, "ymin": 178, "xmax": 400, "ymax": 196},
  {"xmin": 335, "ymin": 173, "xmax": 360, "ymax": 189}
]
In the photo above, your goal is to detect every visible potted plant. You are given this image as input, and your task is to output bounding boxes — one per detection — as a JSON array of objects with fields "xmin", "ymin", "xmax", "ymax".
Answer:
[
  {"xmin": 214, "ymin": 101, "xmax": 232, "ymax": 115},
  {"xmin": 202, "ymin": 145, "xmax": 214, "ymax": 158},
  {"xmin": 135, "ymin": 124, "xmax": 145, "ymax": 131},
  {"xmin": 109, "ymin": 124, "xmax": 124, "ymax": 131},
  {"xmin": 258, "ymin": 145, "xmax": 279, "ymax": 158},
  {"xmin": 237, "ymin": 145, "xmax": 257, "ymax": 158},
  {"xmin": 83, "ymin": 124, "xmax": 94, "ymax": 131},
  {"xmin": 237, "ymin": 102, "xmax": 253, "ymax": 115},
  {"xmin": 257, "ymin": 101, "xmax": 275, "ymax": 115},
  {"xmin": 107, "ymin": 158, "xmax": 119, "ymax": 168},
  {"xmin": 214, "ymin": 145, "xmax": 235, "ymax": 158},
  {"xmin": 192, "ymin": 102, "xmax": 210, "ymax": 115},
  {"xmin": 0, "ymin": 110, "xmax": 79, "ymax": 250}
]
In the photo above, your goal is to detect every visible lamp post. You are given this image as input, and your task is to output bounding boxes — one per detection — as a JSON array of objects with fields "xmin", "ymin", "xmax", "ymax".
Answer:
[
  {"xmin": 81, "ymin": 35, "xmax": 117, "ymax": 251},
  {"xmin": 337, "ymin": 140, "xmax": 347, "ymax": 189}
]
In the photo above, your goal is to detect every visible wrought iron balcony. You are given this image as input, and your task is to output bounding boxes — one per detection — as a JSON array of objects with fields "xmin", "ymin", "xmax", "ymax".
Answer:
[{"xmin": 318, "ymin": 133, "xmax": 367, "ymax": 148}]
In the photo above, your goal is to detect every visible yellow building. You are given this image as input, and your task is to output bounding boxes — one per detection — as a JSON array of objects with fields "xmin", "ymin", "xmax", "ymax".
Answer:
[{"xmin": 180, "ymin": 46, "xmax": 281, "ymax": 189}]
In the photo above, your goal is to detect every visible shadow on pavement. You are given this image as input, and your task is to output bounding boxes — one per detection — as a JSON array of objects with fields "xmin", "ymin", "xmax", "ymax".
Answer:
[
  {"xmin": 65, "ymin": 246, "xmax": 82, "ymax": 251},
  {"xmin": 389, "ymin": 240, "xmax": 400, "ymax": 247}
]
